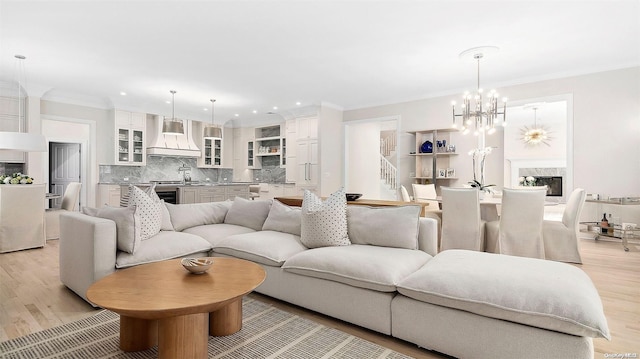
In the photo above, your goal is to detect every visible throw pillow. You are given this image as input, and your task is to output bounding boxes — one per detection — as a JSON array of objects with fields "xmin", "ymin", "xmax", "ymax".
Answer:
[
  {"xmin": 300, "ymin": 189, "xmax": 350, "ymax": 248},
  {"xmin": 347, "ymin": 205, "xmax": 421, "ymax": 249},
  {"xmin": 224, "ymin": 197, "xmax": 272, "ymax": 231},
  {"xmin": 262, "ymin": 199, "xmax": 302, "ymax": 236},
  {"xmin": 82, "ymin": 206, "xmax": 141, "ymax": 254},
  {"xmin": 165, "ymin": 201, "xmax": 231, "ymax": 232},
  {"xmin": 127, "ymin": 186, "xmax": 162, "ymax": 240}
]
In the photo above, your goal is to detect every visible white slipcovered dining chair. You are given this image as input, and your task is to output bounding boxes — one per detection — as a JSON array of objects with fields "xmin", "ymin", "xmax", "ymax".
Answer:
[
  {"xmin": 45, "ymin": 182, "xmax": 81, "ymax": 240},
  {"xmin": 412, "ymin": 183, "xmax": 442, "ymax": 216},
  {"xmin": 399, "ymin": 185, "xmax": 411, "ymax": 202},
  {"xmin": 542, "ymin": 188, "xmax": 586, "ymax": 263},
  {"xmin": 440, "ymin": 187, "xmax": 484, "ymax": 252},
  {"xmin": 485, "ymin": 188, "xmax": 546, "ymax": 259}
]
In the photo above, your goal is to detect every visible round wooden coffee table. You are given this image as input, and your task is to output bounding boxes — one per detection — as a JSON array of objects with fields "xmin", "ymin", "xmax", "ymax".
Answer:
[{"xmin": 86, "ymin": 257, "xmax": 265, "ymax": 359}]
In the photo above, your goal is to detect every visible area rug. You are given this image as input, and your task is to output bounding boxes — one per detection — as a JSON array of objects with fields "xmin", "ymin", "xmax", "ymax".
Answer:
[{"xmin": 0, "ymin": 298, "xmax": 412, "ymax": 359}]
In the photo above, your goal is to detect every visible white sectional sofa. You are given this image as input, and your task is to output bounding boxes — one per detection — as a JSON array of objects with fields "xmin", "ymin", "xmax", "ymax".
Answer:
[{"xmin": 59, "ymin": 197, "xmax": 609, "ymax": 359}]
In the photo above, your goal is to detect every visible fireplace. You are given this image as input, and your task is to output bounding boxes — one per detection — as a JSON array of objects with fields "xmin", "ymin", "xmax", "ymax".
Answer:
[{"xmin": 532, "ymin": 176, "xmax": 563, "ymax": 197}]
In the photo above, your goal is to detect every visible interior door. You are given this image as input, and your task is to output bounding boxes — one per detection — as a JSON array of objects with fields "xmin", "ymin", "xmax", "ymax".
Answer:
[{"xmin": 49, "ymin": 142, "xmax": 81, "ymax": 208}]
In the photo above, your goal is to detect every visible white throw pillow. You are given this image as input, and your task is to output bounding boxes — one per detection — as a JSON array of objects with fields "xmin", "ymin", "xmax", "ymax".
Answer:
[
  {"xmin": 300, "ymin": 189, "xmax": 350, "ymax": 248},
  {"xmin": 347, "ymin": 205, "xmax": 421, "ymax": 249},
  {"xmin": 165, "ymin": 201, "xmax": 231, "ymax": 232},
  {"xmin": 83, "ymin": 206, "xmax": 141, "ymax": 254},
  {"xmin": 224, "ymin": 197, "xmax": 272, "ymax": 231},
  {"xmin": 127, "ymin": 186, "xmax": 162, "ymax": 240},
  {"xmin": 262, "ymin": 200, "xmax": 302, "ymax": 236}
]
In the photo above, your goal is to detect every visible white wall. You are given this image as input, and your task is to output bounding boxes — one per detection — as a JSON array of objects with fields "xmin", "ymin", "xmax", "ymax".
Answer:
[
  {"xmin": 345, "ymin": 121, "xmax": 380, "ymax": 198},
  {"xmin": 344, "ymin": 67, "xmax": 640, "ymax": 198},
  {"xmin": 319, "ymin": 103, "xmax": 344, "ymax": 196}
]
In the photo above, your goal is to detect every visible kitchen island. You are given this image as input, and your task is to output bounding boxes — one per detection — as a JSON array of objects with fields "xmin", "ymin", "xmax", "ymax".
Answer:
[{"xmin": 98, "ymin": 182, "xmax": 251, "ymax": 206}]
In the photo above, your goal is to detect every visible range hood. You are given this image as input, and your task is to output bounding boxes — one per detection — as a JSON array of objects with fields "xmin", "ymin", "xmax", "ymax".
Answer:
[{"xmin": 146, "ymin": 115, "xmax": 201, "ymax": 157}]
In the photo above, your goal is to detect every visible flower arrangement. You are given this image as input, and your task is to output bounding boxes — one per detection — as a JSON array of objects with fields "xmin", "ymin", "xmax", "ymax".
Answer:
[
  {"xmin": 468, "ymin": 147, "xmax": 495, "ymax": 191},
  {"xmin": 519, "ymin": 176, "xmax": 536, "ymax": 186},
  {"xmin": 0, "ymin": 172, "xmax": 34, "ymax": 184}
]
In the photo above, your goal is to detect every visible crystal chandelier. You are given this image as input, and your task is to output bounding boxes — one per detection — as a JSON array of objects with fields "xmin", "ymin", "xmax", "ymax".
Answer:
[
  {"xmin": 203, "ymin": 99, "xmax": 222, "ymax": 139},
  {"xmin": 162, "ymin": 90, "xmax": 184, "ymax": 135},
  {"xmin": 520, "ymin": 106, "xmax": 551, "ymax": 146},
  {"xmin": 451, "ymin": 46, "xmax": 507, "ymax": 136}
]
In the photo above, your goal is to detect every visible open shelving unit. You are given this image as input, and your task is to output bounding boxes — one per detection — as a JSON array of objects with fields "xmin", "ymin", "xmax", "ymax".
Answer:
[{"xmin": 408, "ymin": 128, "xmax": 459, "ymax": 188}]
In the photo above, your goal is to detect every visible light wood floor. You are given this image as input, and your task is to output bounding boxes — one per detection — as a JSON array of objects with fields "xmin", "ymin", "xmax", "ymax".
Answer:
[{"xmin": 1, "ymin": 238, "xmax": 638, "ymax": 358}]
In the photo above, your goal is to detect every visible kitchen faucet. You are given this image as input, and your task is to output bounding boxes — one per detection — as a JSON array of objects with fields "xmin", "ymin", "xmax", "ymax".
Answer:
[{"xmin": 178, "ymin": 163, "xmax": 191, "ymax": 183}]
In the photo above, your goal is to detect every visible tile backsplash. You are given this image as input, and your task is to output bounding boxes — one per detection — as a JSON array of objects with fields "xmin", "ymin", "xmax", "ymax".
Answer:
[
  {"xmin": 100, "ymin": 157, "xmax": 232, "ymax": 183},
  {"xmin": 100, "ymin": 156, "xmax": 286, "ymax": 184}
]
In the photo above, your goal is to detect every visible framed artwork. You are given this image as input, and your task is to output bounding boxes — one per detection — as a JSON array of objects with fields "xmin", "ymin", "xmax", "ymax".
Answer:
[
  {"xmin": 446, "ymin": 168, "xmax": 456, "ymax": 178},
  {"xmin": 437, "ymin": 169, "xmax": 446, "ymax": 178}
]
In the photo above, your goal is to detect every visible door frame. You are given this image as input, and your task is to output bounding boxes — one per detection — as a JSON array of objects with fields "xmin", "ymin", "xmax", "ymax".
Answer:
[
  {"xmin": 343, "ymin": 115, "xmax": 401, "ymax": 199},
  {"xmin": 48, "ymin": 141, "xmax": 83, "ymax": 208},
  {"xmin": 41, "ymin": 114, "xmax": 96, "ymax": 209}
]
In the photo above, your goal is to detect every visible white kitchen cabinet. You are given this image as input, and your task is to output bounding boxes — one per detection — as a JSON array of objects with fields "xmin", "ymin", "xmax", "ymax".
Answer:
[
  {"xmin": 97, "ymin": 184, "xmax": 122, "ymax": 207},
  {"xmin": 296, "ymin": 116, "xmax": 318, "ymax": 140},
  {"xmin": 195, "ymin": 121, "xmax": 224, "ymax": 168},
  {"xmin": 114, "ymin": 110, "xmax": 146, "ymax": 166},
  {"xmin": 296, "ymin": 139, "xmax": 319, "ymax": 187},
  {"xmin": 285, "ymin": 119, "xmax": 297, "ymax": 183},
  {"xmin": 178, "ymin": 187, "xmax": 198, "ymax": 204}
]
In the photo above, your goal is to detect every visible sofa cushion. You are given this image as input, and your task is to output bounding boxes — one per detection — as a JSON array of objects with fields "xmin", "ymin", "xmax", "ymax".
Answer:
[
  {"xmin": 213, "ymin": 230, "xmax": 307, "ymax": 267},
  {"xmin": 83, "ymin": 206, "xmax": 141, "ymax": 254},
  {"xmin": 183, "ymin": 223, "xmax": 256, "ymax": 246},
  {"xmin": 396, "ymin": 249, "xmax": 610, "ymax": 339},
  {"xmin": 262, "ymin": 199, "xmax": 302, "ymax": 236},
  {"xmin": 115, "ymin": 231, "xmax": 212, "ymax": 268},
  {"xmin": 300, "ymin": 189, "xmax": 350, "ymax": 248},
  {"xmin": 159, "ymin": 200, "xmax": 174, "ymax": 231},
  {"xmin": 282, "ymin": 245, "xmax": 431, "ymax": 292},
  {"xmin": 347, "ymin": 205, "xmax": 421, "ymax": 249},
  {"xmin": 128, "ymin": 185, "xmax": 162, "ymax": 240},
  {"xmin": 224, "ymin": 197, "xmax": 272, "ymax": 231},
  {"xmin": 165, "ymin": 201, "xmax": 231, "ymax": 231}
]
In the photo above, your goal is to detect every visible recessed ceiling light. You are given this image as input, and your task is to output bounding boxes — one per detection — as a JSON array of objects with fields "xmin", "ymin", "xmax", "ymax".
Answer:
[
  {"xmin": 273, "ymin": 106, "xmax": 278, "ymax": 110},
  {"xmin": 120, "ymin": 92, "xmax": 127, "ymax": 96},
  {"xmin": 166, "ymin": 100, "xmax": 171, "ymax": 104},
  {"xmin": 234, "ymin": 114, "xmax": 239, "ymax": 117},
  {"xmin": 252, "ymin": 110, "xmax": 257, "ymax": 114},
  {"xmin": 296, "ymin": 102, "xmax": 301, "ymax": 106},
  {"xmin": 203, "ymin": 108, "xmax": 208, "ymax": 111}
]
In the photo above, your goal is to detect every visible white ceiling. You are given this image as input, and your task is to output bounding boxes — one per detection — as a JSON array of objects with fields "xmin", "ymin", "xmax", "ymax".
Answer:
[{"xmin": 1, "ymin": 1, "xmax": 638, "ymax": 125}]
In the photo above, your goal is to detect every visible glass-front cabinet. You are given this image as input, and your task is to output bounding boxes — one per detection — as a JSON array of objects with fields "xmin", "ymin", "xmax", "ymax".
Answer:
[
  {"xmin": 203, "ymin": 138, "xmax": 222, "ymax": 166},
  {"xmin": 115, "ymin": 110, "xmax": 146, "ymax": 166},
  {"xmin": 247, "ymin": 141, "xmax": 254, "ymax": 167}
]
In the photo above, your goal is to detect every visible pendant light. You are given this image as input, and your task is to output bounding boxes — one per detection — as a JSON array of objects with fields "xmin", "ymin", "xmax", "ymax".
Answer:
[
  {"xmin": 203, "ymin": 99, "xmax": 222, "ymax": 139},
  {"xmin": 520, "ymin": 106, "xmax": 552, "ymax": 146},
  {"xmin": 0, "ymin": 55, "xmax": 46, "ymax": 152},
  {"xmin": 162, "ymin": 90, "xmax": 184, "ymax": 135}
]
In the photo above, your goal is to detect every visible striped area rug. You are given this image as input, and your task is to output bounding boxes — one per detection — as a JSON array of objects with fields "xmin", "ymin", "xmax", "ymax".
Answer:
[{"xmin": 0, "ymin": 298, "xmax": 412, "ymax": 359}]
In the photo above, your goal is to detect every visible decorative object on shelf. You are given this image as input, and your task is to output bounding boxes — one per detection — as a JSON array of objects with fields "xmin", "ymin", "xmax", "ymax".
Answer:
[
  {"xmin": 519, "ymin": 176, "xmax": 537, "ymax": 186},
  {"xmin": 0, "ymin": 55, "xmax": 46, "ymax": 152},
  {"xmin": 446, "ymin": 168, "xmax": 456, "ymax": 178},
  {"xmin": 0, "ymin": 172, "xmax": 34, "ymax": 184},
  {"xmin": 468, "ymin": 147, "xmax": 495, "ymax": 191},
  {"xmin": 420, "ymin": 140, "xmax": 433, "ymax": 153},
  {"xmin": 451, "ymin": 46, "xmax": 507, "ymax": 136},
  {"xmin": 162, "ymin": 90, "xmax": 184, "ymax": 135},
  {"xmin": 437, "ymin": 169, "xmax": 446, "ymax": 178},
  {"xmin": 447, "ymin": 144, "xmax": 456, "ymax": 153},
  {"xmin": 520, "ymin": 106, "xmax": 552, "ymax": 146},
  {"xmin": 204, "ymin": 98, "xmax": 222, "ymax": 139}
]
